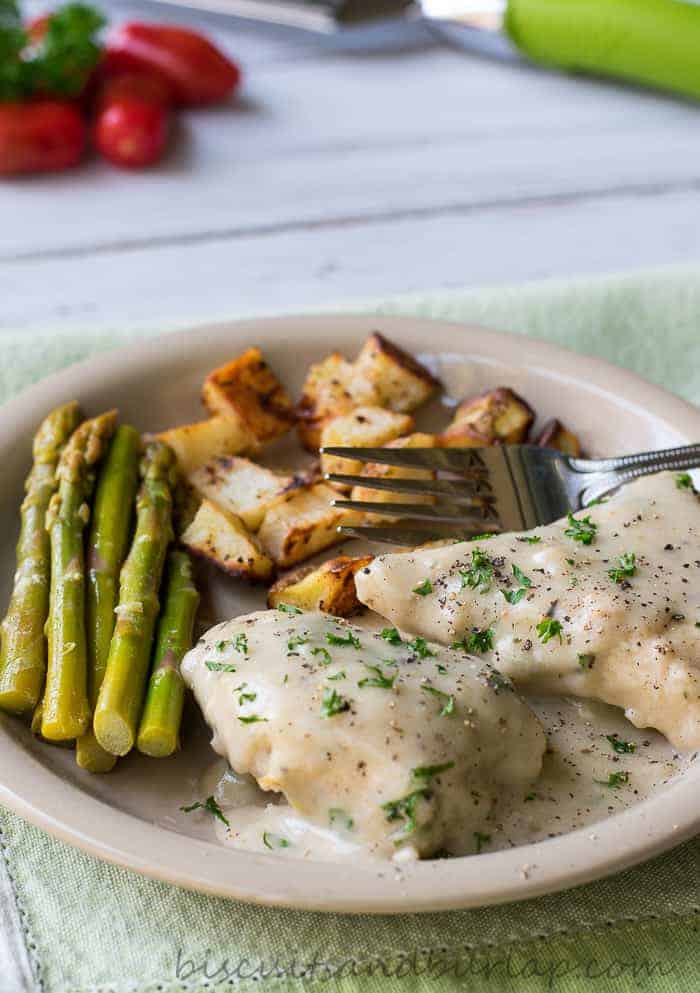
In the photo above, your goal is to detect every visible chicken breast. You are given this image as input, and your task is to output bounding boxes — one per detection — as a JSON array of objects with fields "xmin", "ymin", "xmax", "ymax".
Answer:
[
  {"xmin": 181, "ymin": 608, "xmax": 545, "ymax": 859},
  {"xmin": 355, "ymin": 471, "xmax": 700, "ymax": 752}
]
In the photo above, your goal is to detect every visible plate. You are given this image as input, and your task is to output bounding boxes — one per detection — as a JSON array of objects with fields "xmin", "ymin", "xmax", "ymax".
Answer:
[{"xmin": 0, "ymin": 314, "xmax": 698, "ymax": 914}]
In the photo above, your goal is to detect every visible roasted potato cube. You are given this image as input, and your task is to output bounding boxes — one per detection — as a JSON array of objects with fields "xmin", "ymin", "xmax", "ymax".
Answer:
[
  {"xmin": 320, "ymin": 406, "xmax": 414, "ymax": 483},
  {"xmin": 159, "ymin": 416, "xmax": 257, "ymax": 475},
  {"xmin": 536, "ymin": 419, "xmax": 583, "ymax": 456},
  {"xmin": 440, "ymin": 387, "xmax": 534, "ymax": 447},
  {"xmin": 181, "ymin": 500, "xmax": 274, "ymax": 582},
  {"xmin": 297, "ymin": 353, "xmax": 361, "ymax": 451},
  {"xmin": 352, "ymin": 332, "xmax": 440, "ymax": 413},
  {"xmin": 188, "ymin": 456, "xmax": 293, "ymax": 532},
  {"xmin": 258, "ymin": 483, "xmax": 351, "ymax": 568},
  {"xmin": 267, "ymin": 554, "xmax": 374, "ymax": 617},
  {"xmin": 350, "ymin": 432, "xmax": 437, "ymax": 520},
  {"xmin": 202, "ymin": 347, "xmax": 296, "ymax": 443}
]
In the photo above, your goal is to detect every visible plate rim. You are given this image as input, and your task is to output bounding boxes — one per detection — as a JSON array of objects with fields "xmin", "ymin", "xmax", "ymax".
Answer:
[{"xmin": 1, "ymin": 312, "xmax": 699, "ymax": 915}]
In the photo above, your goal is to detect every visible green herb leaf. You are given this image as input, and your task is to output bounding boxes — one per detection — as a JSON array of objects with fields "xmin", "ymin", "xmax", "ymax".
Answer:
[
  {"xmin": 407, "ymin": 636, "xmax": 435, "ymax": 659},
  {"xmin": 537, "ymin": 618, "xmax": 563, "ymax": 644},
  {"xmin": 277, "ymin": 602, "xmax": 302, "ymax": 615},
  {"xmin": 452, "ymin": 628, "xmax": 494, "ymax": 654},
  {"xmin": 501, "ymin": 587, "xmax": 527, "ymax": 605},
  {"xmin": 608, "ymin": 552, "xmax": 637, "ymax": 584},
  {"xmin": 216, "ymin": 640, "xmax": 229, "ymax": 651},
  {"xmin": 421, "ymin": 684, "xmax": 455, "ymax": 716},
  {"xmin": 382, "ymin": 788, "xmax": 429, "ymax": 839},
  {"xmin": 676, "ymin": 473, "xmax": 693, "ymax": 490},
  {"xmin": 206, "ymin": 661, "xmax": 237, "ymax": 673},
  {"xmin": 459, "ymin": 548, "xmax": 494, "ymax": 593},
  {"xmin": 287, "ymin": 634, "xmax": 308, "ymax": 653},
  {"xmin": 511, "ymin": 563, "xmax": 532, "ymax": 588},
  {"xmin": 473, "ymin": 830, "xmax": 491, "ymax": 853},
  {"xmin": 595, "ymin": 771, "xmax": 630, "ymax": 788},
  {"xmin": 232, "ymin": 633, "xmax": 248, "ymax": 654},
  {"xmin": 238, "ymin": 714, "xmax": 268, "ymax": 724},
  {"xmin": 327, "ymin": 669, "xmax": 346, "ymax": 681},
  {"xmin": 586, "ymin": 496, "xmax": 608, "ymax": 508},
  {"xmin": 606, "ymin": 734, "xmax": 636, "ymax": 755},
  {"xmin": 381, "ymin": 627, "xmax": 403, "ymax": 645},
  {"xmin": 564, "ymin": 513, "xmax": 597, "ymax": 545},
  {"xmin": 517, "ymin": 535, "xmax": 541, "ymax": 544},
  {"xmin": 412, "ymin": 760, "xmax": 455, "ymax": 781},
  {"xmin": 326, "ymin": 631, "xmax": 361, "ymax": 649},
  {"xmin": 262, "ymin": 831, "xmax": 290, "ymax": 850},
  {"xmin": 311, "ymin": 646, "xmax": 332, "ymax": 665},
  {"xmin": 180, "ymin": 795, "xmax": 230, "ymax": 828},
  {"xmin": 485, "ymin": 670, "xmax": 512, "ymax": 693},
  {"xmin": 238, "ymin": 691, "xmax": 257, "ymax": 704},
  {"xmin": 412, "ymin": 578, "xmax": 433, "ymax": 596},
  {"xmin": 358, "ymin": 663, "xmax": 396, "ymax": 690},
  {"xmin": 320, "ymin": 687, "xmax": 351, "ymax": 718},
  {"xmin": 468, "ymin": 533, "xmax": 497, "ymax": 542},
  {"xmin": 577, "ymin": 653, "xmax": 596, "ymax": 670}
]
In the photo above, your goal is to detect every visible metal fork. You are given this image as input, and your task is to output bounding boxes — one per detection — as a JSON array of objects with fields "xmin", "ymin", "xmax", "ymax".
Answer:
[{"xmin": 321, "ymin": 442, "xmax": 700, "ymax": 545}]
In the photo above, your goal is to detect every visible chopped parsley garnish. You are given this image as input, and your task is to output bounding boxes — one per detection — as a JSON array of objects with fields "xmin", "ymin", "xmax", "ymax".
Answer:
[
  {"xmin": 407, "ymin": 636, "xmax": 435, "ymax": 659},
  {"xmin": 327, "ymin": 670, "xmax": 346, "ymax": 681},
  {"xmin": 517, "ymin": 535, "xmax": 541, "ymax": 544},
  {"xmin": 608, "ymin": 552, "xmax": 636, "ymax": 584},
  {"xmin": 180, "ymin": 795, "xmax": 230, "ymax": 828},
  {"xmin": 577, "ymin": 653, "xmax": 595, "ymax": 670},
  {"xmin": 595, "ymin": 771, "xmax": 630, "ymax": 788},
  {"xmin": 564, "ymin": 513, "xmax": 597, "ymax": 545},
  {"xmin": 232, "ymin": 633, "xmax": 248, "ymax": 654},
  {"xmin": 329, "ymin": 808, "xmax": 354, "ymax": 830},
  {"xmin": 262, "ymin": 831, "xmax": 290, "ymax": 850},
  {"xmin": 277, "ymin": 602, "xmax": 302, "ymax": 615},
  {"xmin": 382, "ymin": 788, "xmax": 428, "ymax": 839},
  {"xmin": 469, "ymin": 533, "xmax": 497, "ymax": 541},
  {"xmin": 205, "ymin": 661, "xmax": 237, "ymax": 673},
  {"xmin": 452, "ymin": 628, "xmax": 494, "ymax": 654},
  {"xmin": 537, "ymin": 618, "xmax": 563, "ymax": 644},
  {"xmin": 381, "ymin": 627, "xmax": 403, "ymax": 646},
  {"xmin": 287, "ymin": 634, "xmax": 308, "ymax": 653},
  {"xmin": 358, "ymin": 663, "xmax": 396, "ymax": 690},
  {"xmin": 676, "ymin": 473, "xmax": 693, "ymax": 490},
  {"xmin": 473, "ymin": 831, "xmax": 491, "ymax": 854},
  {"xmin": 215, "ymin": 640, "xmax": 229, "ymax": 651},
  {"xmin": 586, "ymin": 496, "xmax": 608, "ymax": 508},
  {"xmin": 460, "ymin": 548, "xmax": 494, "ymax": 593},
  {"xmin": 311, "ymin": 646, "xmax": 332, "ymax": 665},
  {"xmin": 524, "ymin": 792, "xmax": 537, "ymax": 802},
  {"xmin": 502, "ymin": 587, "xmax": 527, "ymax": 605},
  {"xmin": 421, "ymin": 684, "xmax": 455, "ymax": 716},
  {"xmin": 511, "ymin": 563, "xmax": 532, "ymax": 588},
  {"xmin": 238, "ymin": 714, "xmax": 268, "ymax": 724},
  {"xmin": 411, "ymin": 760, "xmax": 455, "ymax": 781},
  {"xmin": 320, "ymin": 687, "xmax": 350, "ymax": 718},
  {"xmin": 485, "ymin": 670, "xmax": 512, "ymax": 693},
  {"xmin": 238, "ymin": 691, "xmax": 257, "ymax": 704},
  {"xmin": 606, "ymin": 734, "xmax": 636, "ymax": 754},
  {"xmin": 412, "ymin": 578, "xmax": 434, "ymax": 596},
  {"xmin": 436, "ymin": 663, "xmax": 448, "ymax": 674},
  {"xmin": 326, "ymin": 631, "xmax": 361, "ymax": 649}
]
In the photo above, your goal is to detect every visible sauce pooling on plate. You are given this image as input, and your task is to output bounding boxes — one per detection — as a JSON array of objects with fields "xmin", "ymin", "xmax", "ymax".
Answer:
[
  {"xmin": 356, "ymin": 472, "xmax": 700, "ymax": 752},
  {"xmin": 181, "ymin": 609, "xmax": 545, "ymax": 860}
]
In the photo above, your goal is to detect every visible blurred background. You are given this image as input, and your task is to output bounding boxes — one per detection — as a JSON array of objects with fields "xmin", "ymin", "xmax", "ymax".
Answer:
[{"xmin": 4, "ymin": 0, "xmax": 700, "ymax": 335}]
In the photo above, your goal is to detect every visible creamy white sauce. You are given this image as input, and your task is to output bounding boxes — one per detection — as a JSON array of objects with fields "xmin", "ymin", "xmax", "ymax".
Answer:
[
  {"xmin": 356, "ymin": 472, "xmax": 700, "ymax": 752},
  {"xmin": 181, "ymin": 609, "xmax": 545, "ymax": 860}
]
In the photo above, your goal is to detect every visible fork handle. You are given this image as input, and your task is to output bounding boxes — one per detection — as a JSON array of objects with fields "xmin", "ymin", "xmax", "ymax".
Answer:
[
  {"xmin": 573, "ymin": 442, "xmax": 700, "ymax": 475},
  {"xmin": 578, "ymin": 443, "xmax": 700, "ymax": 505}
]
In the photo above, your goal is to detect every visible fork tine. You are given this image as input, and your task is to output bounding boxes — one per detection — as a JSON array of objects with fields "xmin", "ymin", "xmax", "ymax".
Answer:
[
  {"xmin": 320, "ymin": 446, "xmax": 490, "ymax": 475},
  {"xmin": 338, "ymin": 524, "xmax": 489, "ymax": 546},
  {"xmin": 325, "ymin": 472, "xmax": 494, "ymax": 501},
  {"xmin": 334, "ymin": 498, "xmax": 497, "ymax": 524}
]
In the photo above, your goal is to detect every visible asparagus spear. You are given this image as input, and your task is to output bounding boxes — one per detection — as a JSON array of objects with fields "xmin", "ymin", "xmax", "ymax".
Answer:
[
  {"xmin": 0, "ymin": 402, "xmax": 82, "ymax": 715},
  {"xmin": 76, "ymin": 425, "xmax": 142, "ymax": 772},
  {"xmin": 93, "ymin": 441, "xmax": 176, "ymax": 756},
  {"xmin": 41, "ymin": 411, "xmax": 118, "ymax": 742},
  {"xmin": 137, "ymin": 548, "xmax": 199, "ymax": 757}
]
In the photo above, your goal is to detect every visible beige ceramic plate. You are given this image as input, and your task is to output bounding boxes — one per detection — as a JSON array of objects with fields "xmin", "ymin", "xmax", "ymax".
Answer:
[{"xmin": 0, "ymin": 315, "xmax": 699, "ymax": 914}]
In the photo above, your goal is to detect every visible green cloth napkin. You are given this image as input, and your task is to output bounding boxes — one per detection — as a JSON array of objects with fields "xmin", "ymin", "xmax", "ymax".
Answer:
[
  {"xmin": 506, "ymin": 0, "xmax": 700, "ymax": 103},
  {"xmin": 2, "ymin": 264, "xmax": 700, "ymax": 993}
]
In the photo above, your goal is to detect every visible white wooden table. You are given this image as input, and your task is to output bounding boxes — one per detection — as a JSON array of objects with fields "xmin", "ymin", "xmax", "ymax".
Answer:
[{"xmin": 3, "ymin": 6, "xmax": 700, "ymax": 333}]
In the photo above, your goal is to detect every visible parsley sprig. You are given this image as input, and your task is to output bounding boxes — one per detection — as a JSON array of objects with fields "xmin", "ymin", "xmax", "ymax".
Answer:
[
  {"xmin": 180, "ymin": 795, "xmax": 230, "ymax": 828},
  {"xmin": 537, "ymin": 618, "xmax": 563, "ymax": 644},
  {"xmin": 452, "ymin": 628, "xmax": 494, "ymax": 654},
  {"xmin": 459, "ymin": 548, "xmax": 494, "ymax": 593},
  {"xmin": 421, "ymin": 684, "xmax": 455, "ymax": 716},
  {"xmin": 608, "ymin": 552, "xmax": 636, "ymax": 584},
  {"xmin": 564, "ymin": 513, "xmax": 597, "ymax": 545},
  {"xmin": 358, "ymin": 663, "xmax": 396, "ymax": 690},
  {"xmin": 320, "ymin": 687, "xmax": 350, "ymax": 717}
]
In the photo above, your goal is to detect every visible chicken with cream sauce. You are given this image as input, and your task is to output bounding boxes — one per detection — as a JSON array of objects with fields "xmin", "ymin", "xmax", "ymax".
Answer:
[
  {"xmin": 355, "ymin": 472, "xmax": 700, "ymax": 752},
  {"xmin": 181, "ymin": 608, "xmax": 545, "ymax": 859}
]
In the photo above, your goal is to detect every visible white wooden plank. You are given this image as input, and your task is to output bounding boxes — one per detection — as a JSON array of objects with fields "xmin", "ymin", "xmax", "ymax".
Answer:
[
  {"xmin": 3, "ymin": 187, "xmax": 698, "ymax": 333},
  {"xmin": 3, "ymin": 48, "xmax": 700, "ymax": 260}
]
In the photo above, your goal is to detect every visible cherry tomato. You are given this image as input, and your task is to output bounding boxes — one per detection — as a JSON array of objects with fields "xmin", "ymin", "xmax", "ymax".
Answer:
[
  {"xmin": 105, "ymin": 23, "xmax": 240, "ymax": 107},
  {"xmin": 96, "ymin": 71, "xmax": 172, "ymax": 110},
  {"xmin": 95, "ymin": 97, "xmax": 169, "ymax": 169},
  {"xmin": 0, "ymin": 101, "xmax": 86, "ymax": 177}
]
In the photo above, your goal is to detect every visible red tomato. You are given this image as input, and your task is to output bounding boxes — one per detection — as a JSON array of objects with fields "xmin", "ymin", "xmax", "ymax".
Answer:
[
  {"xmin": 0, "ymin": 101, "xmax": 86, "ymax": 177},
  {"xmin": 26, "ymin": 13, "xmax": 50, "ymax": 43},
  {"xmin": 105, "ymin": 23, "xmax": 240, "ymax": 107},
  {"xmin": 96, "ymin": 71, "xmax": 172, "ymax": 110},
  {"xmin": 95, "ymin": 97, "xmax": 169, "ymax": 168}
]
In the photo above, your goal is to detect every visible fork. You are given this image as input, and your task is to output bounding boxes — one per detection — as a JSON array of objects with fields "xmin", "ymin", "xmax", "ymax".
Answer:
[{"xmin": 321, "ymin": 442, "xmax": 700, "ymax": 545}]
